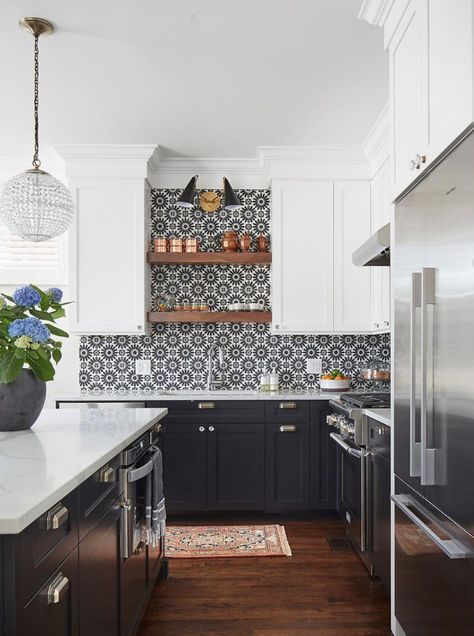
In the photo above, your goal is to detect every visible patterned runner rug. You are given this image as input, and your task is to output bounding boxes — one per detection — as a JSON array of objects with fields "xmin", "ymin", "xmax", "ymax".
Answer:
[{"xmin": 165, "ymin": 524, "xmax": 292, "ymax": 558}]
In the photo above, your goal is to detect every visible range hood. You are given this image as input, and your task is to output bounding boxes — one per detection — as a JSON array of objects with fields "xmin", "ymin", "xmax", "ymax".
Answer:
[{"xmin": 352, "ymin": 223, "xmax": 390, "ymax": 266}]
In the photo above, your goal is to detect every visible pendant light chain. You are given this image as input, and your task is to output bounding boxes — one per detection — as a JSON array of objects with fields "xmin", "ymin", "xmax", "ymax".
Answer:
[{"xmin": 32, "ymin": 34, "xmax": 41, "ymax": 169}]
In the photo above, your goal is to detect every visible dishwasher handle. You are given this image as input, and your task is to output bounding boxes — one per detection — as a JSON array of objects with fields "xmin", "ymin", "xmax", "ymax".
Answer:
[
  {"xmin": 392, "ymin": 494, "xmax": 473, "ymax": 559},
  {"xmin": 330, "ymin": 432, "xmax": 363, "ymax": 459}
]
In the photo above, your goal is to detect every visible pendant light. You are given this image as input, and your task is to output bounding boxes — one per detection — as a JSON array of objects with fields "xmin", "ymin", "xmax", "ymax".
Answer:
[{"xmin": 0, "ymin": 18, "xmax": 74, "ymax": 242}]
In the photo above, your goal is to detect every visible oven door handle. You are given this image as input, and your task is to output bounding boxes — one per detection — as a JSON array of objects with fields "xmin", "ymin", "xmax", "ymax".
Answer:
[
  {"xmin": 127, "ymin": 459, "xmax": 154, "ymax": 483},
  {"xmin": 330, "ymin": 432, "xmax": 363, "ymax": 459}
]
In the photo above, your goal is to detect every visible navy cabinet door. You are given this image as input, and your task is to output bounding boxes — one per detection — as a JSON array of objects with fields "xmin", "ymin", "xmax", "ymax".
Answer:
[
  {"xmin": 79, "ymin": 500, "xmax": 120, "ymax": 636},
  {"xmin": 19, "ymin": 546, "xmax": 78, "ymax": 636},
  {"xmin": 265, "ymin": 421, "xmax": 310, "ymax": 512},
  {"xmin": 310, "ymin": 402, "xmax": 336, "ymax": 510},
  {"xmin": 162, "ymin": 421, "xmax": 207, "ymax": 512},
  {"xmin": 206, "ymin": 423, "xmax": 265, "ymax": 511}
]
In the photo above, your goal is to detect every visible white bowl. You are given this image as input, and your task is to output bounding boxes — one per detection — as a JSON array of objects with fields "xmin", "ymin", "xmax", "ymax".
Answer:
[
  {"xmin": 248, "ymin": 302, "xmax": 264, "ymax": 311},
  {"xmin": 320, "ymin": 378, "xmax": 351, "ymax": 392},
  {"xmin": 228, "ymin": 302, "xmax": 247, "ymax": 311}
]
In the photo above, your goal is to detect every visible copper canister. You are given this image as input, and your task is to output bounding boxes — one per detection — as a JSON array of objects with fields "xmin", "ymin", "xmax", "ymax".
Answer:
[
  {"xmin": 221, "ymin": 230, "xmax": 239, "ymax": 252},
  {"xmin": 239, "ymin": 234, "xmax": 251, "ymax": 252},
  {"xmin": 256, "ymin": 235, "xmax": 268, "ymax": 252},
  {"xmin": 185, "ymin": 238, "xmax": 199, "ymax": 253},
  {"xmin": 153, "ymin": 237, "xmax": 168, "ymax": 252},
  {"xmin": 169, "ymin": 238, "xmax": 184, "ymax": 253}
]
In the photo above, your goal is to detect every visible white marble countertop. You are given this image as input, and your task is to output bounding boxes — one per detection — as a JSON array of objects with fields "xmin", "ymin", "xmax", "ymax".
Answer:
[
  {"xmin": 363, "ymin": 408, "xmax": 392, "ymax": 427},
  {"xmin": 56, "ymin": 389, "xmax": 341, "ymax": 402},
  {"xmin": 0, "ymin": 407, "xmax": 167, "ymax": 535}
]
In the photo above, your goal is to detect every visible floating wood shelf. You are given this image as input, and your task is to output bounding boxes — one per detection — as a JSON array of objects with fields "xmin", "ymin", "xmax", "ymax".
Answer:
[
  {"xmin": 148, "ymin": 311, "xmax": 272, "ymax": 324},
  {"xmin": 147, "ymin": 252, "xmax": 272, "ymax": 265}
]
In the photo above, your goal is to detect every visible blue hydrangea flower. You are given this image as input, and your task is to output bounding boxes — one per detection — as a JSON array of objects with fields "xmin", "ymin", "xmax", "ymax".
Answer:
[
  {"xmin": 12, "ymin": 286, "xmax": 40, "ymax": 308},
  {"xmin": 47, "ymin": 287, "xmax": 63, "ymax": 303},
  {"xmin": 8, "ymin": 317, "xmax": 50, "ymax": 343}
]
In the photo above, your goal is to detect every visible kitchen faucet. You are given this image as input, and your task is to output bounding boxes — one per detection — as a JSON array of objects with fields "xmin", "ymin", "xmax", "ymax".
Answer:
[{"xmin": 206, "ymin": 343, "xmax": 226, "ymax": 391}]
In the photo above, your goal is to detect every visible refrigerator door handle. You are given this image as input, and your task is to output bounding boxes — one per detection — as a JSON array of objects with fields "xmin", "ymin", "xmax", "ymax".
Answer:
[
  {"xmin": 392, "ymin": 494, "xmax": 473, "ymax": 559},
  {"xmin": 420, "ymin": 267, "xmax": 440, "ymax": 485},
  {"xmin": 410, "ymin": 272, "xmax": 422, "ymax": 477}
]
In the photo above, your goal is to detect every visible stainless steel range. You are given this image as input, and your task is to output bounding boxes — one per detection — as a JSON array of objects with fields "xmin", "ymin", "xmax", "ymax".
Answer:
[{"xmin": 326, "ymin": 392, "xmax": 390, "ymax": 573}]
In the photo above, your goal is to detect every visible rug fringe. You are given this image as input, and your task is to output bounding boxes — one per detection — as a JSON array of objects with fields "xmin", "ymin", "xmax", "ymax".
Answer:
[{"xmin": 276, "ymin": 525, "xmax": 292, "ymax": 557}]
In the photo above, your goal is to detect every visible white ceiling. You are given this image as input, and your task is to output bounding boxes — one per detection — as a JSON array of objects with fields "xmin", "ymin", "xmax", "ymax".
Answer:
[{"xmin": 0, "ymin": 0, "xmax": 387, "ymax": 159}]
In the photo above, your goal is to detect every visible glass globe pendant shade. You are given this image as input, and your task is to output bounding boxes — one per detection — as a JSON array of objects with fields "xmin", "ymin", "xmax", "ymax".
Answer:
[{"xmin": 0, "ymin": 168, "xmax": 74, "ymax": 242}]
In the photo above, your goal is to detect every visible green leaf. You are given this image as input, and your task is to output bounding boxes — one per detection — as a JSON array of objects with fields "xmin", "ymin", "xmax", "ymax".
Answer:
[
  {"xmin": 47, "ymin": 324, "xmax": 69, "ymax": 338},
  {"xmin": 30, "ymin": 285, "xmax": 51, "ymax": 311},
  {"xmin": 51, "ymin": 307, "xmax": 66, "ymax": 320},
  {"xmin": 0, "ymin": 352, "xmax": 24, "ymax": 384},
  {"xmin": 52, "ymin": 348, "xmax": 62, "ymax": 364},
  {"xmin": 27, "ymin": 356, "xmax": 55, "ymax": 382},
  {"xmin": 29, "ymin": 308, "xmax": 56, "ymax": 322}
]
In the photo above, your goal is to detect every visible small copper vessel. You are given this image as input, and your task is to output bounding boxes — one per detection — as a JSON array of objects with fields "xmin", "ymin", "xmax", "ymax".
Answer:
[
  {"xmin": 169, "ymin": 238, "xmax": 184, "ymax": 253},
  {"xmin": 256, "ymin": 235, "xmax": 268, "ymax": 252},
  {"xmin": 221, "ymin": 230, "xmax": 239, "ymax": 252},
  {"xmin": 184, "ymin": 238, "xmax": 199, "ymax": 253},
  {"xmin": 239, "ymin": 234, "xmax": 251, "ymax": 252},
  {"xmin": 153, "ymin": 237, "xmax": 168, "ymax": 253}
]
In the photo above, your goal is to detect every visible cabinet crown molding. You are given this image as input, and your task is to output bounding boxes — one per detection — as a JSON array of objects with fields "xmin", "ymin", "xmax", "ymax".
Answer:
[
  {"xmin": 358, "ymin": 0, "xmax": 395, "ymax": 26},
  {"xmin": 53, "ymin": 144, "xmax": 160, "ymax": 179},
  {"xmin": 362, "ymin": 102, "xmax": 390, "ymax": 177}
]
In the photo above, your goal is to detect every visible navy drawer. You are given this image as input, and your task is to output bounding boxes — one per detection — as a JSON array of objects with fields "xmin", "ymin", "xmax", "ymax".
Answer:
[
  {"xmin": 265, "ymin": 400, "xmax": 310, "ymax": 423},
  {"xmin": 78, "ymin": 455, "xmax": 121, "ymax": 540},
  {"xmin": 146, "ymin": 400, "xmax": 265, "ymax": 422},
  {"xmin": 17, "ymin": 490, "xmax": 79, "ymax": 605}
]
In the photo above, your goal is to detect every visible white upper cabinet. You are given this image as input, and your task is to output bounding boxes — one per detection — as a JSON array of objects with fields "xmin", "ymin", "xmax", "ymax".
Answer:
[
  {"xmin": 370, "ymin": 161, "xmax": 391, "ymax": 332},
  {"xmin": 333, "ymin": 181, "xmax": 372, "ymax": 333},
  {"xmin": 271, "ymin": 179, "xmax": 372, "ymax": 334},
  {"xmin": 55, "ymin": 145, "xmax": 157, "ymax": 335},
  {"xmin": 362, "ymin": 0, "xmax": 474, "ymax": 199},
  {"xmin": 389, "ymin": 0, "xmax": 427, "ymax": 197},
  {"xmin": 271, "ymin": 179, "xmax": 334, "ymax": 333}
]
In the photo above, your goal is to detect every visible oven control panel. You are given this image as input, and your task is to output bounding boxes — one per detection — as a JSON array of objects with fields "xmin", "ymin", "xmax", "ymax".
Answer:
[{"xmin": 326, "ymin": 413, "xmax": 356, "ymax": 440}]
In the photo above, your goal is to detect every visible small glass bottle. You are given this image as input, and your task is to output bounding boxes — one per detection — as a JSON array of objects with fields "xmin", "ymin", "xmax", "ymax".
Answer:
[
  {"xmin": 269, "ymin": 372, "xmax": 280, "ymax": 392},
  {"xmin": 259, "ymin": 368, "xmax": 270, "ymax": 392}
]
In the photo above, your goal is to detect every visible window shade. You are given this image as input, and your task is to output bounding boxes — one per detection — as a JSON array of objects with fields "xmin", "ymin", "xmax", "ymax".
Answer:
[{"xmin": 0, "ymin": 221, "xmax": 66, "ymax": 285}]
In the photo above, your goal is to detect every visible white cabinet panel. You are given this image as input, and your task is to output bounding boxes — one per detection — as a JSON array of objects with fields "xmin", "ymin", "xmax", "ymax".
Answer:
[
  {"xmin": 370, "ymin": 162, "xmax": 391, "ymax": 333},
  {"xmin": 333, "ymin": 181, "xmax": 372, "ymax": 333},
  {"xmin": 271, "ymin": 180, "xmax": 333, "ymax": 333},
  {"xmin": 390, "ymin": 0, "xmax": 427, "ymax": 198},
  {"xmin": 69, "ymin": 178, "xmax": 149, "ymax": 334},
  {"xmin": 426, "ymin": 0, "xmax": 473, "ymax": 161}
]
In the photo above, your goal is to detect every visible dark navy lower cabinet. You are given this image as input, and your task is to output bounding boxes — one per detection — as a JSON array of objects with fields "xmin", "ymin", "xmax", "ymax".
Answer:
[
  {"xmin": 265, "ymin": 420, "xmax": 310, "ymax": 511},
  {"xmin": 207, "ymin": 422, "xmax": 265, "ymax": 511},
  {"xmin": 310, "ymin": 402, "xmax": 336, "ymax": 510},
  {"xmin": 161, "ymin": 421, "xmax": 207, "ymax": 512}
]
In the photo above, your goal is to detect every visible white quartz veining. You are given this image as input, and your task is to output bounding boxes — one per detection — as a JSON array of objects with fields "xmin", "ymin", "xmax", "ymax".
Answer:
[
  {"xmin": 0, "ymin": 407, "xmax": 167, "ymax": 534},
  {"xmin": 363, "ymin": 408, "xmax": 392, "ymax": 427},
  {"xmin": 56, "ymin": 389, "xmax": 340, "ymax": 402}
]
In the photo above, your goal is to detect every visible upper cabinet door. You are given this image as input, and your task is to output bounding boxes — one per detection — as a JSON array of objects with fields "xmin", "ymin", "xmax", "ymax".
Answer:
[
  {"xmin": 370, "ymin": 161, "xmax": 391, "ymax": 333},
  {"xmin": 390, "ymin": 0, "xmax": 428, "ymax": 199},
  {"xmin": 271, "ymin": 179, "xmax": 334, "ymax": 333},
  {"xmin": 68, "ymin": 178, "xmax": 149, "ymax": 334},
  {"xmin": 426, "ymin": 0, "xmax": 474, "ymax": 162},
  {"xmin": 333, "ymin": 181, "xmax": 371, "ymax": 333}
]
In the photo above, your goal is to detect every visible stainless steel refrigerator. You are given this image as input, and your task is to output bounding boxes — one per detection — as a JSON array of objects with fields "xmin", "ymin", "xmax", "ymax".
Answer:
[{"xmin": 393, "ymin": 129, "xmax": 474, "ymax": 635}]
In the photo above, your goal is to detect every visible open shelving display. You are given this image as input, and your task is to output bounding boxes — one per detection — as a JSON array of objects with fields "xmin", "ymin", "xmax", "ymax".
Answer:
[{"xmin": 148, "ymin": 311, "xmax": 272, "ymax": 324}]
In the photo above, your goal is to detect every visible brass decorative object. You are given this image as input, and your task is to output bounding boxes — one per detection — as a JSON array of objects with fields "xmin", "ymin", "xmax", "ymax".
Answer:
[{"xmin": 199, "ymin": 191, "xmax": 221, "ymax": 213}]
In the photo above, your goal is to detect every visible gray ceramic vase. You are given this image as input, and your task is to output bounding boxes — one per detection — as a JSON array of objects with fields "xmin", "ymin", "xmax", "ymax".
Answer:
[{"xmin": 0, "ymin": 369, "xmax": 46, "ymax": 431}]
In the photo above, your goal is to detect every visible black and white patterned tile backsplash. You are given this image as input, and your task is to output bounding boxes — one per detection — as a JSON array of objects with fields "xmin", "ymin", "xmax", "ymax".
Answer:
[{"xmin": 79, "ymin": 188, "xmax": 390, "ymax": 393}]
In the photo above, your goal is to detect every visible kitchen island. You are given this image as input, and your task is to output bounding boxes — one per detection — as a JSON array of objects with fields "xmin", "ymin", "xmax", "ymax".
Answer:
[{"xmin": 0, "ymin": 407, "xmax": 167, "ymax": 636}]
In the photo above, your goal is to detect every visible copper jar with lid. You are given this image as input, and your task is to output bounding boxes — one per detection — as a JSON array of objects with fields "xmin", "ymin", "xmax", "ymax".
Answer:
[
  {"xmin": 169, "ymin": 238, "xmax": 184, "ymax": 253},
  {"xmin": 184, "ymin": 238, "xmax": 199, "ymax": 253},
  {"xmin": 221, "ymin": 230, "xmax": 239, "ymax": 252},
  {"xmin": 153, "ymin": 237, "xmax": 168, "ymax": 253},
  {"xmin": 256, "ymin": 235, "xmax": 268, "ymax": 252},
  {"xmin": 239, "ymin": 234, "xmax": 251, "ymax": 252}
]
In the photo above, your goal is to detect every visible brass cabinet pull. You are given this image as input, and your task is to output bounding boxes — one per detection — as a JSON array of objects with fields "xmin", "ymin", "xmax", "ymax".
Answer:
[
  {"xmin": 279, "ymin": 401, "xmax": 297, "ymax": 410},
  {"xmin": 99, "ymin": 465, "xmax": 115, "ymax": 483},
  {"xmin": 280, "ymin": 424, "xmax": 297, "ymax": 433},
  {"xmin": 198, "ymin": 402, "xmax": 215, "ymax": 409},
  {"xmin": 47, "ymin": 573, "xmax": 69, "ymax": 605},
  {"xmin": 46, "ymin": 503, "xmax": 69, "ymax": 530}
]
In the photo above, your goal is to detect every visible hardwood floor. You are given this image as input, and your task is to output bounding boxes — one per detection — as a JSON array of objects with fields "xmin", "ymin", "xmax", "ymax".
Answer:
[{"xmin": 138, "ymin": 514, "xmax": 390, "ymax": 636}]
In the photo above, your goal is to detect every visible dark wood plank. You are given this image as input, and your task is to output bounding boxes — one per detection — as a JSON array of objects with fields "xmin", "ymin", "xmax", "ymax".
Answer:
[
  {"xmin": 137, "ymin": 515, "xmax": 390, "ymax": 636},
  {"xmin": 148, "ymin": 311, "xmax": 272, "ymax": 324},
  {"xmin": 147, "ymin": 252, "xmax": 272, "ymax": 265}
]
